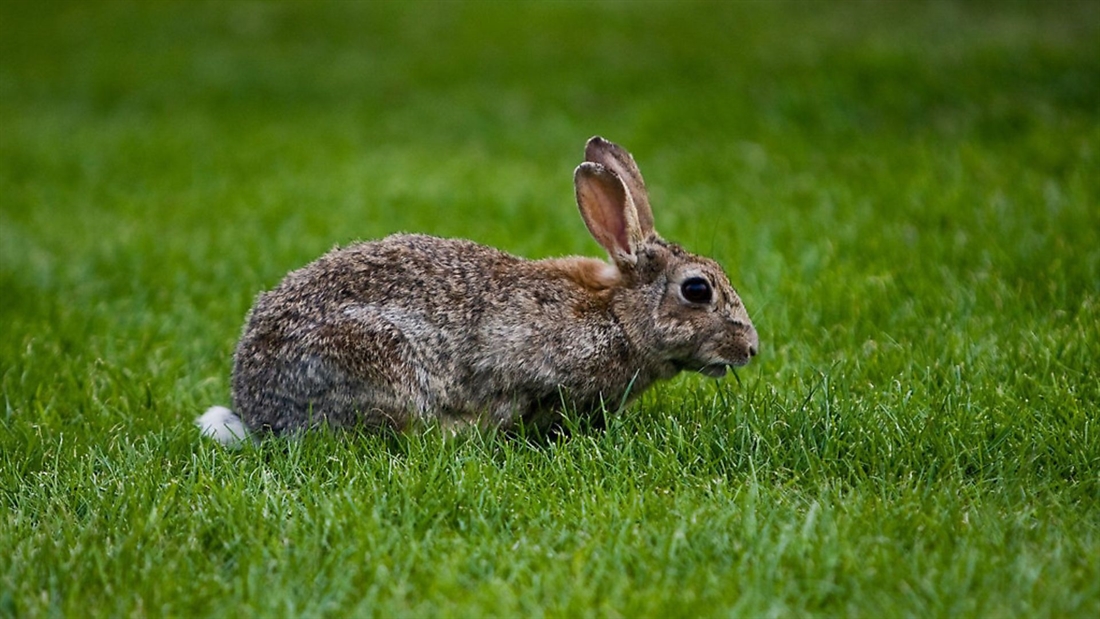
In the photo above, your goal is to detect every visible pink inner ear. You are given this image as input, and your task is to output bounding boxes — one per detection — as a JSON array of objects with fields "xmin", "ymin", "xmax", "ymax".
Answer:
[
  {"xmin": 601, "ymin": 207, "xmax": 631, "ymax": 257},
  {"xmin": 576, "ymin": 164, "xmax": 634, "ymax": 259},
  {"xmin": 584, "ymin": 137, "xmax": 655, "ymax": 237}
]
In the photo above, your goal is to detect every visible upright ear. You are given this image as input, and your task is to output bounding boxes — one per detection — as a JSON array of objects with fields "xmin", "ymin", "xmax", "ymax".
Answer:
[
  {"xmin": 584, "ymin": 136, "xmax": 655, "ymax": 237},
  {"xmin": 574, "ymin": 162, "xmax": 644, "ymax": 266}
]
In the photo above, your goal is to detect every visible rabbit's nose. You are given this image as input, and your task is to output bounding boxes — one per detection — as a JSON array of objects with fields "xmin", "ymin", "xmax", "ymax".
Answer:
[{"xmin": 745, "ymin": 326, "xmax": 759, "ymax": 358}]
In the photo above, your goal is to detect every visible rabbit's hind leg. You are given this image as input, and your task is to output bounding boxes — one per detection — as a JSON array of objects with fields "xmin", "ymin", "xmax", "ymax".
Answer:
[
  {"xmin": 304, "ymin": 314, "xmax": 428, "ymax": 432},
  {"xmin": 232, "ymin": 320, "xmax": 423, "ymax": 436}
]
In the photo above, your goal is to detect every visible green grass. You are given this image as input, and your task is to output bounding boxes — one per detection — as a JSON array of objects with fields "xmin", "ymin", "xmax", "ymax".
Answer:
[{"xmin": 2, "ymin": 0, "xmax": 1098, "ymax": 616}]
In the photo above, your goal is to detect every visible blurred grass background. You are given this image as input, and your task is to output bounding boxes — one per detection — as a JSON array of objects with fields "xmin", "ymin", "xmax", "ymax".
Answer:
[{"xmin": 1, "ymin": 1, "xmax": 1098, "ymax": 616}]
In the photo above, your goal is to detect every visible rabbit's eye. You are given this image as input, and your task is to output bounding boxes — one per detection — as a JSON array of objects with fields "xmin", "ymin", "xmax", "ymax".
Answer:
[{"xmin": 680, "ymin": 277, "xmax": 713, "ymax": 304}]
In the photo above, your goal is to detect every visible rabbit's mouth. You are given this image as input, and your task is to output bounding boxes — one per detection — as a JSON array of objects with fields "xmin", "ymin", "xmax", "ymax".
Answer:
[{"xmin": 674, "ymin": 360, "xmax": 730, "ymax": 378}]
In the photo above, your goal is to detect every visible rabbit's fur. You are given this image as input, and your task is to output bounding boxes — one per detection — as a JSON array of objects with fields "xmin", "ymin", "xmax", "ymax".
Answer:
[{"xmin": 198, "ymin": 137, "xmax": 757, "ymax": 444}]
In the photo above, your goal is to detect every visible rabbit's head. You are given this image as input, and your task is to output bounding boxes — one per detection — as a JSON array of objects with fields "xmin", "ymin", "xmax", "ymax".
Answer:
[{"xmin": 576, "ymin": 137, "xmax": 758, "ymax": 379}]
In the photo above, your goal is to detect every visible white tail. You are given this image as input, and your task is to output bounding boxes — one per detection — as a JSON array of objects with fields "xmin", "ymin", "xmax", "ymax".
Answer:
[{"xmin": 196, "ymin": 406, "xmax": 251, "ymax": 448}]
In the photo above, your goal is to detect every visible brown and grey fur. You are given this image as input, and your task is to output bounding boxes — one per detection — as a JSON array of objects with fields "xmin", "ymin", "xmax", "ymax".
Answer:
[{"xmin": 198, "ymin": 137, "xmax": 758, "ymax": 443}]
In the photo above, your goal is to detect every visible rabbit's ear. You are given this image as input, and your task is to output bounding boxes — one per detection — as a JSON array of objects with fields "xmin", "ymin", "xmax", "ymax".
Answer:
[
  {"xmin": 575, "ymin": 162, "xmax": 644, "ymax": 266},
  {"xmin": 584, "ymin": 137, "xmax": 655, "ymax": 237}
]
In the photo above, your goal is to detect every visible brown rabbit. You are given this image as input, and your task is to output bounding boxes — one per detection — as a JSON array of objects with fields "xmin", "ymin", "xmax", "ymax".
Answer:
[{"xmin": 198, "ymin": 137, "xmax": 757, "ymax": 444}]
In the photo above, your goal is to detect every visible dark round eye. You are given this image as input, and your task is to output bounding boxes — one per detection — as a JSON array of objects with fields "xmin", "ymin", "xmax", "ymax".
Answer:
[{"xmin": 680, "ymin": 277, "xmax": 713, "ymax": 304}]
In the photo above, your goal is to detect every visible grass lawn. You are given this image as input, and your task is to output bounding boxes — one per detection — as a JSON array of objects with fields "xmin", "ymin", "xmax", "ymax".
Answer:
[{"xmin": 2, "ymin": 1, "xmax": 1098, "ymax": 616}]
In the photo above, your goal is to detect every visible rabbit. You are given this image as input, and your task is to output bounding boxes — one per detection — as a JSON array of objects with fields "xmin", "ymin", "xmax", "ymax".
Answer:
[{"xmin": 197, "ymin": 136, "xmax": 758, "ymax": 445}]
